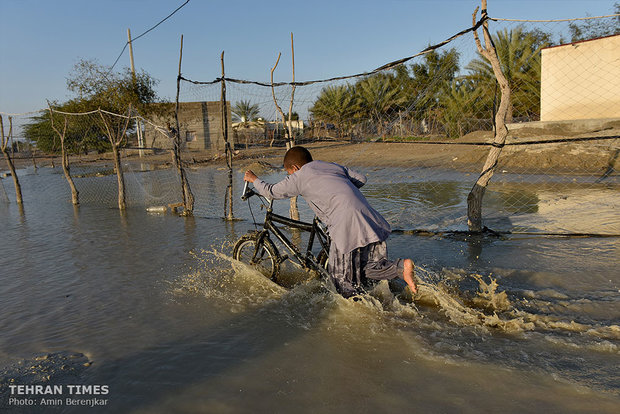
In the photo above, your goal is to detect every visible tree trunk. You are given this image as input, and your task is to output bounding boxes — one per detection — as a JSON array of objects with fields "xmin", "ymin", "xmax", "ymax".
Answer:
[
  {"xmin": 0, "ymin": 115, "xmax": 23, "ymax": 204},
  {"xmin": 61, "ymin": 144, "xmax": 79, "ymax": 205},
  {"xmin": 467, "ymin": 1, "xmax": 511, "ymax": 232},
  {"xmin": 112, "ymin": 144, "xmax": 126, "ymax": 210},
  {"xmin": 1, "ymin": 149, "xmax": 22, "ymax": 204},
  {"xmin": 48, "ymin": 108, "xmax": 79, "ymax": 205},
  {"xmin": 99, "ymin": 109, "xmax": 131, "ymax": 211}
]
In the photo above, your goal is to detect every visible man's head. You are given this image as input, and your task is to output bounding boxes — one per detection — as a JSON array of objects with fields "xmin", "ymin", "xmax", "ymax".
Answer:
[{"xmin": 283, "ymin": 146, "xmax": 313, "ymax": 174}]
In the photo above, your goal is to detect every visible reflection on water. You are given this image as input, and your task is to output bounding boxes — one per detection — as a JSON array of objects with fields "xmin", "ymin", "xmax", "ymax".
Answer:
[
  {"xmin": 0, "ymin": 165, "xmax": 619, "ymax": 412},
  {"xmin": 484, "ymin": 186, "xmax": 540, "ymax": 214},
  {"xmin": 364, "ymin": 181, "xmax": 465, "ymax": 209}
]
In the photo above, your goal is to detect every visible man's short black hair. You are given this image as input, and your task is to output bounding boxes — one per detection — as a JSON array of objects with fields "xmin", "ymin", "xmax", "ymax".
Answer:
[{"xmin": 283, "ymin": 146, "xmax": 313, "ymax": 169}]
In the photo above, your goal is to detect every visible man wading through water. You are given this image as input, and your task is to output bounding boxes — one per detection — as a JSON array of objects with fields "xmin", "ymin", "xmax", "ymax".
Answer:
[{"xmin": 244, "ymin": 146, "xmax": 417, "ymax": 298}]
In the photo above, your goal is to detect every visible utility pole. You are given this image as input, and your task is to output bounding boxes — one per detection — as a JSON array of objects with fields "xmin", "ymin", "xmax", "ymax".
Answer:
[
  {"xmin": 127, "ymin": 28, "xmax": 136, "ymax": 76},
  {"xmin": 127, "ymin": 28, "xmax": 144, "ymax": 157}
]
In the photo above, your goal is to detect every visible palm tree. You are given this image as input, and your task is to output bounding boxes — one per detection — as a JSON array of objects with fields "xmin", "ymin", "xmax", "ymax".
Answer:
[
  {"xmin": 309, "ymin": 84, "xmax": 357, "ymax": 137},
  {"xmin": 352, "ymin": 73, "xmax": 408, "ymax": 137},
  {"xmin": 439, "ymin": 78, "xmax": 492, "ymax": 137},
  {"xmin": 232, "ymin": 100, "xmax": 261, "ymax": 125},
  {"xmin": 391, "ymin": 48, "xmax": 460, "ymax": 135},
  {"xmin": 466, "ymin": 26, "xmax": 551, "ymax": 122},
  {"xmin": 231, "ymin": 100, "xmax": 264, "ymax": 149}
]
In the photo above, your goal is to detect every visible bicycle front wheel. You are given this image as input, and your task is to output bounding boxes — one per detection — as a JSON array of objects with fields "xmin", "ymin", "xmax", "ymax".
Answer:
[{"xmin": 233, "ymin": 235, "xmax": 279, "ymax": 281}]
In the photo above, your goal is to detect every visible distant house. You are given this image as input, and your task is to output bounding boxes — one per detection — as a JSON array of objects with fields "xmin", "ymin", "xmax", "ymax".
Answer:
[
  {"xmin": 232, "ymin": 119, "xmax": 306, "ymax": 148},
  {"xmin": 144, "ymin": 101, "xmax": 234, "ymax": 151},
  {"xmin": 540, "ymin": 34, "xmax": 620, "ymax": 122}
]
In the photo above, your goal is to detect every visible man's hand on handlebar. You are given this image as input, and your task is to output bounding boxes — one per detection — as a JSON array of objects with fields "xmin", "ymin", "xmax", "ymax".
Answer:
[
  {"xmin": 244, "ymin": 170, "xmax": 258, "ymax": 183},
  {"xmin": 241, "ymin": 175, "xmax": 257, "ymax": 201}
]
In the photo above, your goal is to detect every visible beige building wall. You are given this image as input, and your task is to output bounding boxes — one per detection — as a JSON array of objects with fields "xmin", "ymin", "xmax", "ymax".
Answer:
[
  {"xmin": 144, "ymin": 101, "xmax": 233, "ymax": 151},
  {"xmin": 540, "ymin": 34, "xmax": 620, "ymax": 122}
]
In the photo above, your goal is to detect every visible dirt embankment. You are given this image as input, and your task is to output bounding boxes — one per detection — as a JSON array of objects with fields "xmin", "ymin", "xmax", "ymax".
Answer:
[{"xmin": 3, "ymin": 124, "xmax": 619, "ymax": 176}]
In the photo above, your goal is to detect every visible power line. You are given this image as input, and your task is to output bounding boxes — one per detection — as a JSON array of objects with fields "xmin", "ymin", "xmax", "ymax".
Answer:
[
  {"xmin": 491, "ymin": 13, "xmax": 620, "ymax": 23},
  {"xmin": 108, "ymin": 0, "xmax": 191, "ymax": 73}
]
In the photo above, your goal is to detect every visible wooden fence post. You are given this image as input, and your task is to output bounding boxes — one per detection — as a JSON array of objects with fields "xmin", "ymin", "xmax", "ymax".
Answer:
[
  {"xmin": 174, "ymin": 34, "xmax": 195, "ymax": 215},
  {"xmin": 270, "ymin": 34, "xmax": 300, "ymax": 220},
  {"xmin": 221, "ymin": 51, "xmax": 234, "ymax": 221}
]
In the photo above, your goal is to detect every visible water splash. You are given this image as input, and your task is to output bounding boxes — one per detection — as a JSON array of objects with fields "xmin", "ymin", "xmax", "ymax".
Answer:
[
  {"xmin": 171, "ymin": 247, "xmax": 619, "ymax": 344},
  {"xmin": 410, "ymin": 267, "xmax": 620, "ymax": 341},
  {"xmin": 170, "ymin": 246, "xmax": 287, "ymax": 313}
]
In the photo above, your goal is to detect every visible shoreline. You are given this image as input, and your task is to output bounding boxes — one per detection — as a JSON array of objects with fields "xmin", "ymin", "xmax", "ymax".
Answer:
[{"xmin": 2, "ymin": 134, "xmax": 619, "ymax": 177}]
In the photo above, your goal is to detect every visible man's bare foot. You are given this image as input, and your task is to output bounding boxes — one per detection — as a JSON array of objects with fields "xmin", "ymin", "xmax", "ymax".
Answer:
[{"xmin": 403, "ymin": 259, "xmax": 417, "ymax": 294}]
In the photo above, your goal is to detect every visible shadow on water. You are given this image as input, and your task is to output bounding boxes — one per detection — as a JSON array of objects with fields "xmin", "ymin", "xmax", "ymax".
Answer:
[
  {"xmin": 0, "ymin": 279, "xmax": 334, "ymax": 413},
  {"xmin": 83, "ymin": 296, "xmax": 327, "ymax": 412}
]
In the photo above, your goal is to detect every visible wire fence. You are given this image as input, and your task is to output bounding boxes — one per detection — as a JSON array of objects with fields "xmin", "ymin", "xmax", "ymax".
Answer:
[{"xmin": 1, "ymin": 12, "xmax": 619, "ymax": 236}]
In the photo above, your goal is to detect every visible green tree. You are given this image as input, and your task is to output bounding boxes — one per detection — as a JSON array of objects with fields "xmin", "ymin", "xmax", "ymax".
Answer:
[
  {"xmin": 309, "ymin": 84, "xmax": 357, "ymax": 136},
  {"xmin": 466, "ymin": 26, "xmax": 551, "ymax": 122},
  {"xmin": 23, "ymin": 111, "xmax": 60, "ymax": 153},
  {"xmin": 66, "ymin": 59, "xmax": 158, "ymax": 114},
  {"xmin": 352, "ymin": 73, "xmax": 406, "ymax": 137},
  {"xmin": 408, "ymin": 48, "xmax": 460, "ymax": 134},
  {"xmin": 568, "ymin": 3, "xmax": 620, "ymax": 41},
  {"xmin": 439, "ymin": 78, "xmax": 488, "ymax": 138},
  {"xmin": 24, "ymin": 59, "xmax": 162, "ymax": 153},
  {"xmin": 409, "ymin": 48, "xmax": 460, "ymax": 105},
  {"xmin": 23, "ymin": 100, "xmax": 110, "ymax": 154},
  {"xmin": 309, "ymin": 48, "xmax": 461, "ymax": 139}
]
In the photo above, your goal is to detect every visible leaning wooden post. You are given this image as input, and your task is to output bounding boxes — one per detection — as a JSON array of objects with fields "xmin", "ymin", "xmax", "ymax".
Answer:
[
  {"xmin": 221, "ymin": 51, "xmax": 234, "ymax": 220},
  {"xmin": 270, "ymin": 51, "xmax": 300, "ymax": 220},
  {"xmin": 466, "ymin": 1, "xmax": 511, "ymax": 232},
  {"xmin": 286, "ymin": 32, "xmax": 296, "ymax": 150},
  {"xmin": 270, "ymin": 53, "xmax": 286, "ymax": 147},
  {"xmin": 0, "ymin": 115, "xmax": 23, "ymax": 204},
  {"xmin": 174, "ymin": 34, "xmax": 195, "ymax": 214},
  {"xmin": 287, "ymin": 33, "xmax": 300, "ymax": 220},
  {"xmin": 48, "ymin": 105, "xmax": 79, "ymax": 205}
]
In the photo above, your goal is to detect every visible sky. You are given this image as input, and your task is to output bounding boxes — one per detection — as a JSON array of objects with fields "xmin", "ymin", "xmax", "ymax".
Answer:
[{"xmin": 0, "ymin": 0, "xmax": 617, "ymax": 117}]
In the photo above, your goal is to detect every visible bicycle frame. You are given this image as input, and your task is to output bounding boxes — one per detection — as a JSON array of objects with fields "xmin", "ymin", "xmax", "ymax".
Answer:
[{"xmin": 242, "ymin": 183, "xmax": 330, "ymax": 279}]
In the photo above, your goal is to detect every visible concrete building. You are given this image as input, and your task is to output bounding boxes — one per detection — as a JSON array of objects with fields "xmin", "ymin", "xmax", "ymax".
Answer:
[
  {"xmin": 144, "ymin": 101, "xmax": 233, "ymax": 151},
  {"xmin": 540, "ymin": 34, "xmax": 620, "ymax": 122}
]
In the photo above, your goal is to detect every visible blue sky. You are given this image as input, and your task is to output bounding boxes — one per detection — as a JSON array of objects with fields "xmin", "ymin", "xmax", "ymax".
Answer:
[{"xmin": 0, "ymin": 0, "xmax": 617, "ymax": 115}]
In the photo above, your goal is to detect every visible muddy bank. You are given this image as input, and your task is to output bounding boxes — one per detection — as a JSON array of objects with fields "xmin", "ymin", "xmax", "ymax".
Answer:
[{"xmin": 4, "ymin": 126, "xmax": 619, "ymax": 176}]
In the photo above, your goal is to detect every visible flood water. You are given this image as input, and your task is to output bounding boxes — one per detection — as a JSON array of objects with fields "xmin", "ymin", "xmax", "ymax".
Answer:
[{"xmin": 1, "ymin": 164, "xmax": 619, "ymax": 413}]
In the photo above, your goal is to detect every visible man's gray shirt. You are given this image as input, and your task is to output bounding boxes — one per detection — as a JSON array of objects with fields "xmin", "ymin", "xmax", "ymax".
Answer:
[{"xmin": 253, "ymin": 160, "xmax": 391, "ymax": 254}]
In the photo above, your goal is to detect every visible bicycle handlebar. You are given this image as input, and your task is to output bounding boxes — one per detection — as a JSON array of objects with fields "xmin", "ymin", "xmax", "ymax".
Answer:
[{"xmin": 241, "ymin": 181, "xmax": 257, "ymax": 201}]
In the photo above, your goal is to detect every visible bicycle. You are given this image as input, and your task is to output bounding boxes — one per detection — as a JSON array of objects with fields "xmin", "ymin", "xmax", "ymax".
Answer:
[{"xmin": 232, "ymin": 182, "xmax": 331, "ymax": 284}]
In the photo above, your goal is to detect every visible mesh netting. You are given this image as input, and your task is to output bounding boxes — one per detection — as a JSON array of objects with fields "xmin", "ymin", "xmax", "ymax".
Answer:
[{"xmin": 1, "ymin": 14, "xmax": 618, "ymax": 235}]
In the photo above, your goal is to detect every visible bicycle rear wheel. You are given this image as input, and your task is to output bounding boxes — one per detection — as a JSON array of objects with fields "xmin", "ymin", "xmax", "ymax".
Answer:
[{"xmin": 233, "ymin": 234, "xmax": 279, "ymax": 281}]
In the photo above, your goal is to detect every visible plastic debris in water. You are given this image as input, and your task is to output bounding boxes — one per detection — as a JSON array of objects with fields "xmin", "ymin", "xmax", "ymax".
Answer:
[{"xmin": 146, "ymin": 206, "xmax": 167, "ymax": 213}]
